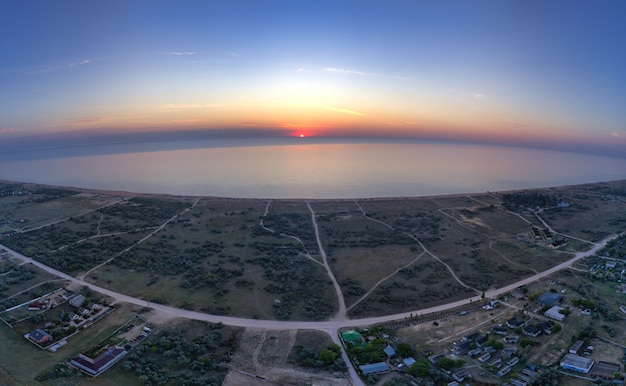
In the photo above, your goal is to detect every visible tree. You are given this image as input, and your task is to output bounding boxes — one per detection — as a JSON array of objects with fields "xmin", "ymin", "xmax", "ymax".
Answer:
[
  {"xmin": 407, "ymin": 358, "xmax": 429, "ymax": 377},
  {"xmin": 318, "ymin": 349, "xmax": 337, "ymax": 365},
  {"xmin": 531, "ymin": 368, "xmax": 559, "ymax": 386},
  {"xmin": 437, "ymin": 358, "xmax": 464, "ymax": 370},
  {"xmin": 397, "ymin": 342, "xmax": 414, "ymax": 358}
]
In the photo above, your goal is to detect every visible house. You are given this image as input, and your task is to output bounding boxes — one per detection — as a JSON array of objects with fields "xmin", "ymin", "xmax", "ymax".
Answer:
[
  {"xmin": 536, "ymin": 292, "xmax": 562, "ymax": 307},
  {"xmin": 475, "ymin": 334, "xmax": 489, "ymax": 347},
  {"xmin": 78, "ymin": 307, "xmax": 90, "ymax": 316},
  {"xmin": 510, "ymin": 379, "xmax": 528, "ymax": 386},
  {"xmin": 383, "ymin": 345, "xmax": 396, "ymax": 357},
  {"xmin": 69, "ymin": 294, "xmax": 86, "ymax": 308},
  {"xmin": 462, "ymin": 332, "xmax": 480, "ymax": 342},
  {"xmin": 560, "ymin": 353, "xmax": 594, "ymax": 374},
  {"xmin": 70, "ymin": 346, "xmax": 127, "ymax": 376},
  {"xmin": 497, "ymin": 365, "xmax": 512, "ymax": 377},
  {"xmin": 403, "ymin": 357, "xmax": 416, "ymax": 367},
  {"xmin": 506, "ymin": 318, "xmax": 524, "ymax": 329},
  {"xmin": 359, "ymin": 362, "xmax": 389, "ymax": 375},
  {"xmin": 507, "ymin": 356, "xmax": 520, "ymax": 367},
  {"xmin": 467, "ymin": 348, "xmax": 482, "ymax": 357},
  {"xmin": 488, "ymin": 358, "xmax": 502, "ymax": 369},
  {"xmin": 28, "ymin": 329, "xmax": 53, "ymax": 346},
  {"xmin": 452, "ymin": 341, "xmax": 470, "ymax": 355},
  {"xmin": 477, "ymin": 353, "xmax": 491, "ymax": 363},
  {"xmin": 428, "ymin": 353, "xmax": 444, "ymax": 364},
  {"xmin": 492, "ymin": 326, "xmax": 507, "ymax": 335},
  {"xmin": 544, "ymin": 305, "xmax": 566, "ymax": 321},
  {"xmin": 522, "ymin": 325, "xmax": 541, "ymax": 337},
  {"xmin": 28, "ymin": 301, "xmax": 47, "ymax": 311},
  {"xmin": 452, "ymin": 370, "xmax": 471, "ymax": 382},
  {"xmin": 505, "ymin": 335, "xmax": 519, "ymax": 344}
]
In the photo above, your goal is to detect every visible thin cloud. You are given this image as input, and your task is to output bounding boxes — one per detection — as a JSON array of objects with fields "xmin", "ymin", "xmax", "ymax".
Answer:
[
  {"xmin": 298, "ymin": 66, "xmax": 409, "ymax": 80},
  {"xmin": 54, "ymin": 116, "xmax": 114, "ymax": 126},
  {"xmin": 28, "ymin": 59, "xmax": 93, "ymax": 74},
  {"xmin": 319, "ymin": 105, "xmax": 365, "ymax": 116},
  {"xmin": 165, "ymin": 51, "xmax": 197, "ymax": 56},
  {"xmin": 610, "ymin": 131, "xmax": 626, "ymax": 138},
  {"xmin": 0, "ymin": 127, "xmax": 23, "ymax": 134},
  {"xmin": 473, "ymin": 93, "xmax": 486, "ymax": 100},
  {"xmin": 230, "ymin": 52, "xmax": 239, "ymax": 57},
  {"xmin": 160, "ymin": 103, "xmax": 226, "ymax": 111}
]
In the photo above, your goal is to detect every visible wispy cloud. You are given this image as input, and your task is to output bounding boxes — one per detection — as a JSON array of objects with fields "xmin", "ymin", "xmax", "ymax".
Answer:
[
  {"xmin": 230, "ymin": 52, "xmax": 239, "ymax": 57},
  {"xmin": 28, "ymin": 59, "xmax": 93, "ymax": 74},
  {"xmin": 298, "ymin": 66, "xmax": 409, "ymax": 80},
  {"xmin": 0, "ymin": 127, "xmax": 23, "ymax": 134},
  {"xmin": 160, "ymin": 103, "xmax": 226, "ymax": 111},
  {"xmin": 319, "ymin": 105, "xmax": 365, "ymax": 116},
  {"xmin": 54, "ymin": 116, "xmax": 114, "ymax": 127},
  {"xmin": 610, "ymin": 131, "xmax": 626, "ymax": 138},
  {"xmin": 165, "ymin": 51, "xmax": 197, "ymax": 56},
  {"xmin": 473, "ymin": 93, "xmax": 486, "ymax": 100}
]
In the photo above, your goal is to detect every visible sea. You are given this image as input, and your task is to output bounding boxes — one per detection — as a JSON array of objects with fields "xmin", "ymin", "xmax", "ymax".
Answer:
[{"xmin": 1, "ymin": 139, "xmax": 625, "ymax": 199}]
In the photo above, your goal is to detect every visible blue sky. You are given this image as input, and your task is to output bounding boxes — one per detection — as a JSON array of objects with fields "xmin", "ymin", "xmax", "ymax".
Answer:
[{"xmin": 1, "ymin": 0, "xmax": 625, "ymax": 156}]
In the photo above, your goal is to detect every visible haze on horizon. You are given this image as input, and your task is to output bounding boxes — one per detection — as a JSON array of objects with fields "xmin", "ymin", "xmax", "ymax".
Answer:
[{"xmin": 1, "ymin": 1, "xmax": 625, "ymax": 158}]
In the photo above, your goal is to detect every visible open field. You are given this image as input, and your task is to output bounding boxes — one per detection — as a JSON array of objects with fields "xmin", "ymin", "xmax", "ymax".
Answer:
[{"xmin": 1, "ymin": 179, "xmax": 625, "ymax": 324}]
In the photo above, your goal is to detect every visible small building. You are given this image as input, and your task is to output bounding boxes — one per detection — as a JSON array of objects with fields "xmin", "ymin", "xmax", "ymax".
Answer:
[
  {"xmin": 462, "ymin": 332, "xmax": 480, "ymax": 343},
  {"xmin": 544, "ymin": 305, "xmax": 566, "ymax": 321},
  {"xmin": 452, "ymin": 340, "xmax": 470, "ymax": 355},
  {"xmin": 403, "ymin": 357, "xmax": 416, "ymax": 367},
  {"xmin": 428, "ymin": 353, "xmax": 444, "ymax": 364},
  {"xmin": 492, "ymin": 326, "xmax": 507, "ymax": 335},
  {"xmin": 507, "ymin": 356, "xmax": 520, "ymax": 367},
  {"xmin": 506, "ymin": 318, "xmax": 524, "ymax": 329},
  {"xmin": 522, "ymin": 325, "xmax": 541, "ymax": 337},
  {"xmin": 383, "ymin": 345, "xmax": 396, "ymax": 357},
  {"xmin": 452, "ymin": 370, "xmax": 471, "ymax": 382},
  {"xmin": 341, "ymin": 330, "xmax": 362, "ymax": 345},
  {"xmin": 477, "ymin": 353, "xmax": 491, "ymax": 363},
  {"xmin": 537, "ymin": 321, "xmax": 553, "ymax": 335},
  {"xmin": 70, "ymin": 346, "xmax": 127, "ymax": 376},
  {"xmin": 536, "ymin": 292, "xmax": 562, "ymax": 307},
  {"xmin": 560, "ymin": 353, "xmax": 594, "ymax": 374},
  {"xmin": 359, "ymin": 362, "xmax": 389, "ymax": 375},
  {"xmin": 69, "ymin": 294, "xmax": 86, "ymax": 308},
  {"xmin": 497, "ymin": 365, "xmax": 512, "ymax": 377},
  {"xmin": 28, "ymin": 301, "xmax": 47, "ymax": 311},
  {"xmin": 467, "ymin": 348, "xmax": 482, "ymax": 357},
  {"xmin": 505, "ymin": 335, "xmax": 519, "ymax": 344},
  {"xmin": 28, "ymin": 329, "xmax": 53, "ymax": 346},
  {"xmin": 569, "ymin": 340, "xmax": 585, "ymax": 355},
  {"xmin": 475, "ymin": 334, "xmax": 489, "ymax": 347},
  {"xmin": 488, "ymin": 358, "xmax": 502, "ymax": 369}
]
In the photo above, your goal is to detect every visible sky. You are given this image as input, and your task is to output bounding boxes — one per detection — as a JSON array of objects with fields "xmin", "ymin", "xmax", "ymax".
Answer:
[{"xmin": 1, "ymin": 0, "xmax": 625, "ymax": 157}]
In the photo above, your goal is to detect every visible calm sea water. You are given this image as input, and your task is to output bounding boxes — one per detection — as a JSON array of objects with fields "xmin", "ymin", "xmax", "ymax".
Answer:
[{"xmin": 1, "ymin": 140, "xmax": 625, "ymax": 198}]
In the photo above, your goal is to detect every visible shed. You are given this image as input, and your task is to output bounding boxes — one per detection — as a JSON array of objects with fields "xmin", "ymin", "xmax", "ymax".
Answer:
[
  {"xmin": 359, "ymin": 362, "xmax": 389, "ymax": 375},
  {"xmin": 403, "ymin": 357, "xmax": 416, "ymax": 367}
]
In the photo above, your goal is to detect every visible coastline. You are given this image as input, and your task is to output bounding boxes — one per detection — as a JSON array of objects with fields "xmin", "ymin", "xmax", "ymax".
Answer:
[{"xmin": 2, "ymin": 178, "xmax": 625, "ymax": 202}]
